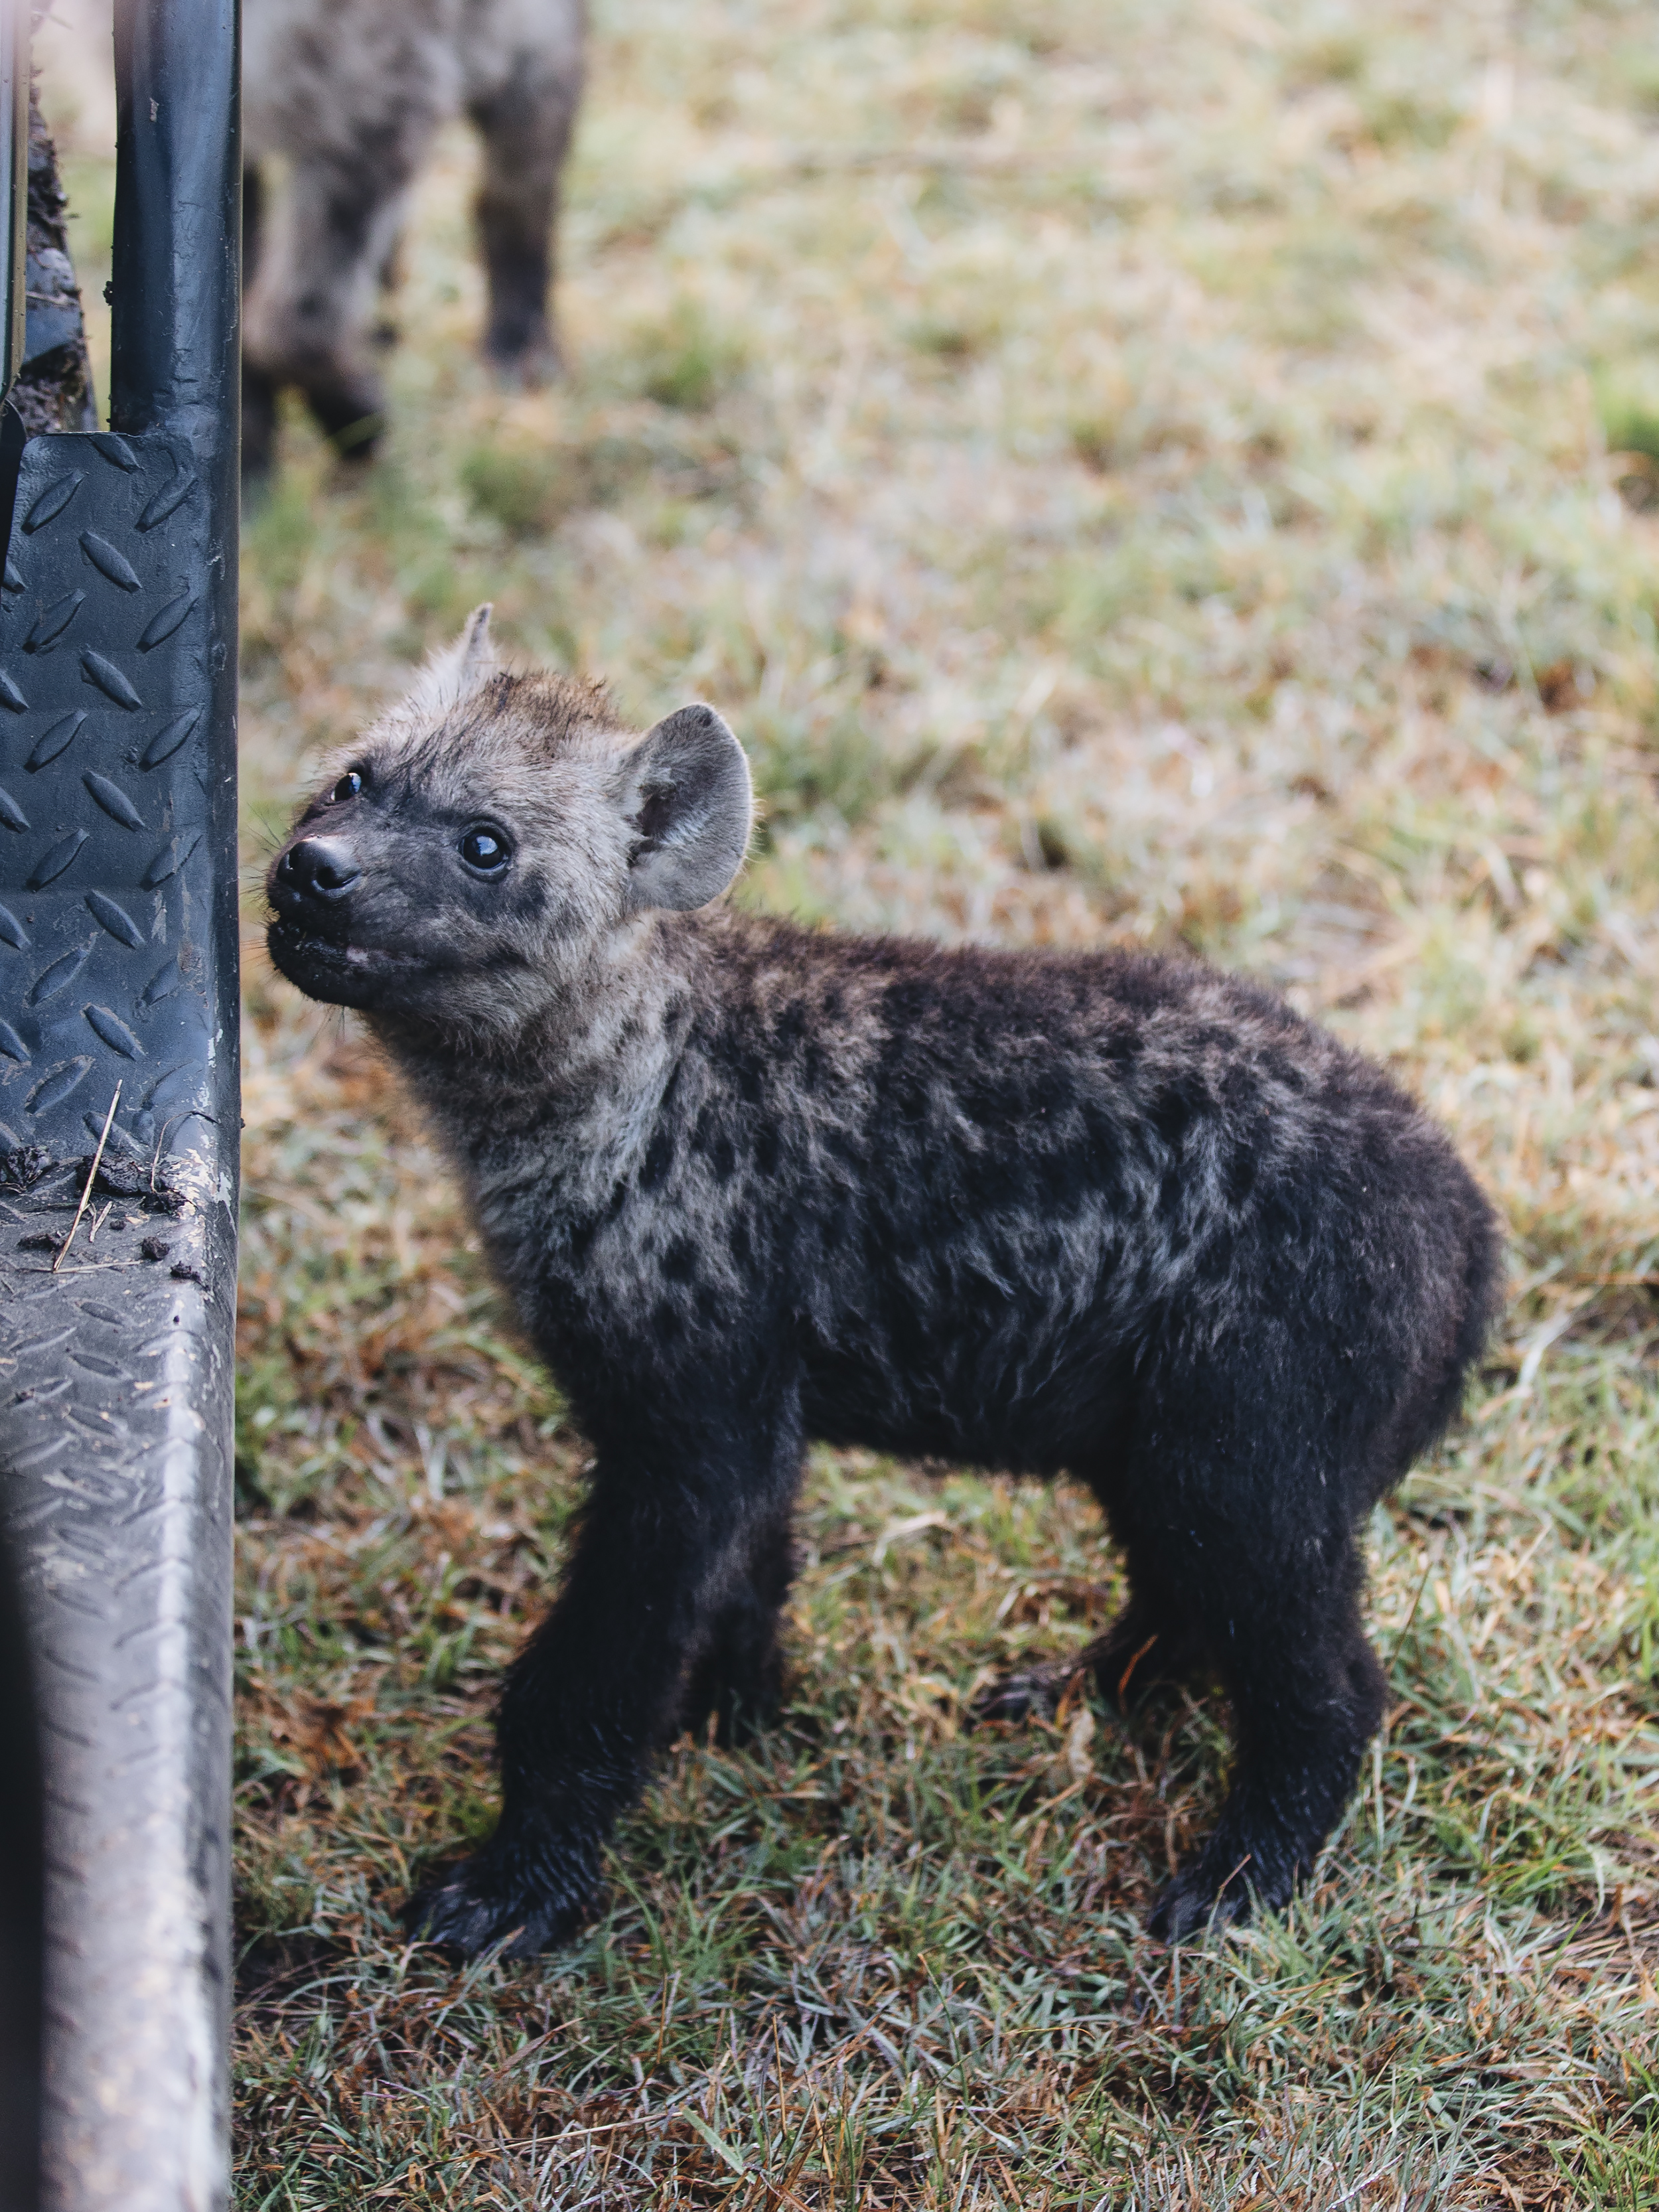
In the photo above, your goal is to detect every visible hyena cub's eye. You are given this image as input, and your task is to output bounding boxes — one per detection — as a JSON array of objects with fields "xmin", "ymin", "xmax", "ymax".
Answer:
[
  {"xmin": 459, "ymin": 824, "xmax": 513, "ymax": 877},
  {"xmin": 328, "ymin": 769, "xmax": 365, "ymax": 803}
]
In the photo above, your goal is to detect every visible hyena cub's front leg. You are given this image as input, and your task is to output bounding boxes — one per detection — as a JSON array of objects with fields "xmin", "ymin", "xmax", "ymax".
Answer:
[{"xmin": 405, "ymin": 1428, "xmax": 798, "ymax": 1956}]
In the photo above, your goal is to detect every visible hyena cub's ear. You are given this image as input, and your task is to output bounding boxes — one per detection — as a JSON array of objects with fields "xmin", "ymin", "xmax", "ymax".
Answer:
[
  {"xmin": 407, "ymin": 603, "xmax": 497, "ymax": 715},
  {"xmin": 618, "ymin": 705, "xmax": 753, "ymax": 913}
]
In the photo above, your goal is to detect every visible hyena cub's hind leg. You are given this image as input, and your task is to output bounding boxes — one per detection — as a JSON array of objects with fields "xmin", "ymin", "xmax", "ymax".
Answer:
[
  {"xmin": 676, "ymin": 1509, "xmax": 796, "ymax": 1749},
  {"xmin": 1147, "ymin": 1576, "xmax": 1387, "ymax": 1943}
]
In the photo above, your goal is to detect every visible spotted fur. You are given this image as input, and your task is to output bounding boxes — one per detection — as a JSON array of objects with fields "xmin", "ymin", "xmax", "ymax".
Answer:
[
  {"xmin": 267, "ymin": 611, "xmax": 1502, "ymax": 1954},
  {"xmin": 242, "ymin": 0, "xmax": 585, "ymax": 476}
]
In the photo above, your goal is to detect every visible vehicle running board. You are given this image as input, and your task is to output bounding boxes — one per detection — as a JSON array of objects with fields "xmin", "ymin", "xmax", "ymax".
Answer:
[{"xmin": 0, "ymin": 6, "xmax": 241, "ymax": 2207}]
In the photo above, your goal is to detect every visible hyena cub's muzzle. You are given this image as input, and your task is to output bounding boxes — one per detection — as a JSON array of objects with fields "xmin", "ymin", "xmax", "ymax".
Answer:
[
  {"xmin": 268, "ymin": 833, "xmax": 362, "ymax": 986},
  {"xmin": 267, "ymin": 823, "xmax": 411, "ymax": 1011}
]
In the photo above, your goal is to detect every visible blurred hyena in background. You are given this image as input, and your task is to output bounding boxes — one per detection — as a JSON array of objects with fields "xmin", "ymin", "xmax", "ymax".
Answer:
[{"xmin": 242, "ymin": 0, "xmax": 585, "ymax": 479}]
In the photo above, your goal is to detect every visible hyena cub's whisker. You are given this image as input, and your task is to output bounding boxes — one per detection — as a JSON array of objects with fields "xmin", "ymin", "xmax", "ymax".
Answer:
[{"xmin": 266, "ymin": 608, "xmax": 1502, "ymax": 1956}]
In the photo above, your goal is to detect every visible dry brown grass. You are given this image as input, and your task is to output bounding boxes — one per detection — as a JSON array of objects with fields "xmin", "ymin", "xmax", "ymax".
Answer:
[{"xmin": 35, "ymin": 0, "xmax": 1659, "ymax": 2201}]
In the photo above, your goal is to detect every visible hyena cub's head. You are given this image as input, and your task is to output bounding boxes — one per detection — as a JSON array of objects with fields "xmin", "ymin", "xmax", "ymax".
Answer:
[{"xmin": 266, "ymin": 607, "xmax": 752, "ymax": 1038}]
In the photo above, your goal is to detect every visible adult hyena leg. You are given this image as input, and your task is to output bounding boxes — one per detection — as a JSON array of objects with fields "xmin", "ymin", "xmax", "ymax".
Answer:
[
  {"xmin": 469, "ymin": 64, "xmax": 582, "ymax": 382},
  {"xmin": 405, "ymin": 1408, "xmax": 802, "ymax": 1957},
  {"xmin": 242, "ymin": 159, "xmax": 411, "ymax": 461},
  {"xmin": 1149, "ymin": 1550, "xmax": 1386, "ymax": 1943},
  {"xmin": 677, "ymin": 1505, "xmax": 796, "ymax": 1747}
]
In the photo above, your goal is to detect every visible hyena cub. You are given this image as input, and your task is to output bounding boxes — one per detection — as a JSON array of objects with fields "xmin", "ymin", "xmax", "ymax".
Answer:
[
  {"xmin": 242, "ymin": 0, "xmax": 585, "ymax": 477},
  {"xmin": 267, "ymin": 611, "xmax": 1500, "ymax": 1953}
]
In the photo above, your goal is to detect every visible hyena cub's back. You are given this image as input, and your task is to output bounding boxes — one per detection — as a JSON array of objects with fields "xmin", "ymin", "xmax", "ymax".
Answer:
[{"xmin": 267, "ymin": 610, "xmax": 1501, "ymax": 1954}]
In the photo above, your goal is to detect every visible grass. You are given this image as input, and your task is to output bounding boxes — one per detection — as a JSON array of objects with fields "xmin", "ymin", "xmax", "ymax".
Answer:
[{"xmin": 36, "ymin": 0, "xmax": 1659, "ymax": 2201}]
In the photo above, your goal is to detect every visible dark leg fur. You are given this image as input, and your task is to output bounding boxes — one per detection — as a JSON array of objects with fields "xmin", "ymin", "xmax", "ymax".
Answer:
[
  {"xmin": 676, "ymin": 1508, "xmax": 794, "ymax": 1747},
  {"xmin": 242, "ymin": 162, "xmax": 399, "ymax": 465},
  {"xmin": 981, "ymin": 1369, "xmax": 1406, "ymax": 1943},
  {"xmin": 300, "ymin": 360, "xmax": 386, "ymax": 462},
  {"xmin": 284, "ymin": 174, "xmax": 391, "ymax": 459},
  {"xmin": 469, "ymin": 70, "xmax": 581, "ymax": 382},
  {"xmin": 1149, "ymin": 1595, "xmax": 1386, "ymax": 1941},
  {"xmin": 1110, "ymin": 1384, "xmax": 1391, "ymax": 1941},
  {"xmin": 405, "ymin": 1409, "xmax": 802, "ymax": 1956}
]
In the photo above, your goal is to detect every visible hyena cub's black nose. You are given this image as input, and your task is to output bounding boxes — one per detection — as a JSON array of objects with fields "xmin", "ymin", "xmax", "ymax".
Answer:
[{"xmin": 278, "ymin": 838, "xmax": 361, "ymax": 903}]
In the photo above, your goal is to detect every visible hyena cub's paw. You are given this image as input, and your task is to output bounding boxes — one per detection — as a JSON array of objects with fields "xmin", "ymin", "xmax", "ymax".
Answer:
[
  {"xmin": 403, "ymin": 1841, "xmax": 599, "ymax": 1959},
  {"xmin": 678, "ymin": 1651, "xmax": 786, "ymax": 1750},
  {"xmin": 1147, "ymin": 1866, "xmax": 1248, "ymax": 1947},
  {"xmin": 968, "ymin": 1659, "xmax": 1084, "ymax": 1726},
  {"xmin": 971, "ymin": 1617, "xmax": 1196, "ymax": 1730},
  {"xmin": 1147, "ymin": 1842, "xmax": 1295, "ymax": 1946}
]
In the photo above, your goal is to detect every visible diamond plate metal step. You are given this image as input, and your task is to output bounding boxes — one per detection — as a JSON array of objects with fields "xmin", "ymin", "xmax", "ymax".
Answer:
[{"xmin": 0, "ymin": 425, "xmax": 238, "ymax": 2212}]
